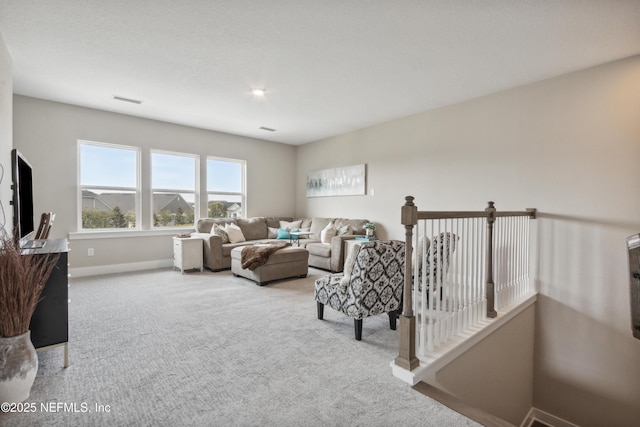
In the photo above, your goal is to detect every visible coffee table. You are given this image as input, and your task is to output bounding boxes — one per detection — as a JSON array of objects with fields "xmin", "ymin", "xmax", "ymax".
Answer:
[{"xmin": 289, "ymin": 231, "xmax": 313, "ymax": 246}]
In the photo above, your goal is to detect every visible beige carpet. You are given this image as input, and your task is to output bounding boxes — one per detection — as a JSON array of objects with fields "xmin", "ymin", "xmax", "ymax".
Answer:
[{"xmin": 0, "ymin": 267, "xmax": 479, "ymax": 426}]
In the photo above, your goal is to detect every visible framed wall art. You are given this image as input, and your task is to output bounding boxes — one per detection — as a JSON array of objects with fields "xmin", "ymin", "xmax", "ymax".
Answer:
[{"xmin": 306, "ymin": 164, "xmax": 366, "ymax": 197}]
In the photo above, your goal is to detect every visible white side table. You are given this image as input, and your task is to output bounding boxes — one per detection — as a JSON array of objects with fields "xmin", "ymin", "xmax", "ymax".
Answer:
[{"xmin": 173, "ymin": 236, "xmax": 203, "ymax": 274}]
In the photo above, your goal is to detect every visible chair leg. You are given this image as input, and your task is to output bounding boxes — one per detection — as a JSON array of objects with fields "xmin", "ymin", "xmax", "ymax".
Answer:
[
  {"xmin": 389, "ymin": 310, "xmax": 398, "ymax": 330},
  {"xmin": 354, "ymin": 319, "xmax": 363, "ymax": 341},
  {"xmin": 317, "ymin": 302, "xmax": 324, "ymax": 320}
]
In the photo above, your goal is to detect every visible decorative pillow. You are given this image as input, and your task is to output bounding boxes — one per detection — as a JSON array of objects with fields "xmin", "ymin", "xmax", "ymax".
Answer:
[
  {"xmin": 320, "ymin": 221, "xmax": 336, "ymax": 244},
  {"xmin": 225, "ymin": 223, "xmax": 246, "ymax": 243},
  {"xmin": 268, "ymin": 227, "xmax": 278, "ymax": 239},
  {"xmin": 336, "ymin": 224, "xmax": 352, "ymax": 236},
  {"xmin": 211, "ymin": 224, "xmax": 230, "ymax": 243},
  {"xmin": 415, "ymin": 236, "xmax": 430, "ymax": 276},
  {"xmin": 276, "ymin": 228, "xmax": 291, "ymax": 240},
  {"xmin": 339, "ymin": 243, "xmax": 361, "ymax": 289},
  {"xmin": 279, "ymin": 220, "xmax": 302, "ymax": 231},
  {"xmin": 278, "ymin": 228, "xmax": 301, "ymax": 240}
]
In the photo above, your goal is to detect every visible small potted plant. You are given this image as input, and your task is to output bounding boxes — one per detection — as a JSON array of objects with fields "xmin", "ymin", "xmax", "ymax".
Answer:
[
  {"xmin": 0, "ymin": 231, "xmax": 58, "ymax": 403},
  {"xmin": 363, "ymin": 222, "xmax": 376, "ymax": 238}
]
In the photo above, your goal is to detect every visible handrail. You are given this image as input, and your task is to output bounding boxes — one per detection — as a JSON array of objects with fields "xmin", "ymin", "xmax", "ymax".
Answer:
[
  {"xmin": 394, "ymin": 196, "xmax": 536, "ymax": 373},
  {"xmin": 417, "ymin": 208, "xmax": 536, "ymax": 220}
]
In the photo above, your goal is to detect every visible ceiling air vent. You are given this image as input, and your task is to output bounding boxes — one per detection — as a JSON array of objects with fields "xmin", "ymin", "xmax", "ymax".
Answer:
[
  {"xmin": 113, "ymin": 95, "xmax": 142, "ymax": 104},
  {"xmin": 259, "ymin": 126, "xmax": 276, "ymax": 132}
]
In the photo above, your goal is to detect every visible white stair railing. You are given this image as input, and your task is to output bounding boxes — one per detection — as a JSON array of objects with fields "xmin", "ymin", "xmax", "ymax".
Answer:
[{"xmin": 395, "ymin": 197, "xmax": 536, "ymax": 369}]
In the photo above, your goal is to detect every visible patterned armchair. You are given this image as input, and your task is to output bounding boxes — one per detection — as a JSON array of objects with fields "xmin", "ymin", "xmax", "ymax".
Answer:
[
  {"xmin": 415, "ymin": 232, "xmax": 458, "ymax": 294},
  {"xmin": 314, "ymin": 240, "xmax": 405, "ymax": 340}
]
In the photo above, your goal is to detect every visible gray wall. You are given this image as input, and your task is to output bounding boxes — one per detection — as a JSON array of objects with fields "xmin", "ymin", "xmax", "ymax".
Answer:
[
  {"xmin": 0, "ymin": 32, "xmax": 12, "ymax": 236},
  {"xmin": 436, "ymin": 305, "xmax": 535, "ymax": 425},
  {"xmin": 12, "ymin": 96, "xmax": 297, "ymax": 271},
  {"xmin": 296, "ymin": 56, "xmax": 640, "ymax": 426}
]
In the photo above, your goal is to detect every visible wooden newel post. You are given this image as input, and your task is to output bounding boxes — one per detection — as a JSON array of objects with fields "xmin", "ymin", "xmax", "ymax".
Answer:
[
  {"xmin": 485, "ymin": 201, "xmax": 497, "ymax": 318},
  {"xmin": 395, "ymin": 196, "xmax": 419, "ymax": 371}
]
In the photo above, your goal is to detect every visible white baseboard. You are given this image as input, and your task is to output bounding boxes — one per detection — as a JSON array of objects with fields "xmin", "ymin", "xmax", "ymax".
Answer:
[
  {"xmin": 70, "ymin": 259, "xmax": 174, "ymax": 278},
  {"xmin": 521, "ymin": 407, "xmax": 581, "ymax": 427}
]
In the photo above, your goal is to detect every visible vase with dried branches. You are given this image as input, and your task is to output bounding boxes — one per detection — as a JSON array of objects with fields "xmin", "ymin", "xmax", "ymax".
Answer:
[{"xmin": 0, "ymin": 231, "xmax": 59, "ymax": 403}]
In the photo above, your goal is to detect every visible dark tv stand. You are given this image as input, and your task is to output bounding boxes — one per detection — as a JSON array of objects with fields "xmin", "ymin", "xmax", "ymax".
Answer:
[
  {"xmin": 21, "ymin": 239, "xmax": 47, "ymax": 249},
  {"xmin": 24, "ymin": 238, "xmax": 69, "ymax": 368}
]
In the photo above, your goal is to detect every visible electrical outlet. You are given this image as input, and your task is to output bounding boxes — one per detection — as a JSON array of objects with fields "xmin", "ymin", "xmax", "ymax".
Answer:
[{"xmin": 88, "ymin": 248, "xmax": 94, "ymax": 256}]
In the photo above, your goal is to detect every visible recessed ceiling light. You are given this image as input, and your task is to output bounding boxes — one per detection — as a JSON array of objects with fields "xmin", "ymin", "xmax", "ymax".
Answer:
[
  {"xmin": 113, "ymin": 95, "xmax": 142, "ymax": 104},
  {"xmin": 252, "ymin": 88, "xmax": 266, "ymax": 97}
]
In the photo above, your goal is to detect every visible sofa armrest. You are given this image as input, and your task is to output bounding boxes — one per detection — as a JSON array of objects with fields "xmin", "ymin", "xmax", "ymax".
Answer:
[
  {"xmin": 192, "ymin": 232, "xmax": 224, "ymax": 271},
  {"xmin": 329, "ymin": 235, "xmax": 357, "ymax": 272}
]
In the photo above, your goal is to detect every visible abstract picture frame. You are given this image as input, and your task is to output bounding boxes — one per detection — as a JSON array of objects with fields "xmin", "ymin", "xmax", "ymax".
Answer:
[{"xmin": 306, "ymin": 164, "xmax": 366, "ymax": 197}]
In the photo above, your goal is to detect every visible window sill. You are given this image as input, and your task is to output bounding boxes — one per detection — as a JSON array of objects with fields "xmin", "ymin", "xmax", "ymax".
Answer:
[{"xmin": 68, "ymin": 227, "xmax": 196, "ymax": 240}]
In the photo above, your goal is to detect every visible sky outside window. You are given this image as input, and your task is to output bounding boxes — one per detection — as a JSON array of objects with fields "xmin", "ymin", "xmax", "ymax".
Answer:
[
  {"xmin": 207, "ymin": 159, "xmax": 241, "ymax": 192},
  {"xmin": 152, "ymin": 152, "xmax": 195, "ymax": 190},
  {"xmin": 80, "ymin": 144, "xmax": 137, "ymax": 187}
]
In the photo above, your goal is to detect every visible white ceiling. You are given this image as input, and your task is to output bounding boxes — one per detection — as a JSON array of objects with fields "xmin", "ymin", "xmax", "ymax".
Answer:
[{"xmin": 1, "ymin": 1, "xmax": 640, "ymax": 145}]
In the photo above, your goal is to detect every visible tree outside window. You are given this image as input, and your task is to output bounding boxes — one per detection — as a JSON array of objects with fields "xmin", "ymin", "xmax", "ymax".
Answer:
[
  {"xmin": 79, "ymin": 141, "xmax": 139, "ymax": 230},
  {"xmin": 151, "ymin": 151, "xmax": 198, "ymax": 228},
  {"xmin": 207, "ymin": 158, "xmax": 245, "ymax": 219}
]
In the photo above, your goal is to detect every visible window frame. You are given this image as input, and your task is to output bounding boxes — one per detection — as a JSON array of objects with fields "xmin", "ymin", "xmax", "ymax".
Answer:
[
  {"xmin": 77, "ymin": 140, "xmax": 141, "ymax": 231},
  {"xmin": 150, "ymin": 149, "xmax": 200, "ymax": 229},
  {"xmin": 206, "ymin": 156, "xmax": 246, "ymax": 219}
]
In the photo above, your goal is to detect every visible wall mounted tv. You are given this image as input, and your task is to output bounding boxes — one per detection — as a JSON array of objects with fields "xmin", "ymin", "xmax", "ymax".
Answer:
[{"xmin": 11, "ymin": 149, "xmax": 35, "ymax": 241}]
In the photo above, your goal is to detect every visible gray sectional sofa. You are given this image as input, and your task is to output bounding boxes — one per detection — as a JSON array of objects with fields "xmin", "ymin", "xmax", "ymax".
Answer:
[{"xmin": 191, "ymin": 216, "xmax": 369, "ymax": 273}]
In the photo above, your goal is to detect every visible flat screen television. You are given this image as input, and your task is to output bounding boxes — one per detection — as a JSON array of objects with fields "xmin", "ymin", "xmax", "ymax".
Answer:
[{"xmin": 11, "ymin": 149, "xmax": 35, "ymax": 242}]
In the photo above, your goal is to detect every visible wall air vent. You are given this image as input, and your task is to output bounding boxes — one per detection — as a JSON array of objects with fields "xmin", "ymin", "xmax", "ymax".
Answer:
[
  {"xmin": 113, "ymin": 95, "xmax": 143, "ymax": 104},
  {"xmin": 259, "ymin": 126, "xmax": 276, "ymax": 132}
]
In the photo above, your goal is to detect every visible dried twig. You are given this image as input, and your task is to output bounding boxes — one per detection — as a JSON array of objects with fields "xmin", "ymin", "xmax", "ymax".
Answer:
[{"xmin": 0, "ymin": 231, "xmax": 59, "ymax": 337}]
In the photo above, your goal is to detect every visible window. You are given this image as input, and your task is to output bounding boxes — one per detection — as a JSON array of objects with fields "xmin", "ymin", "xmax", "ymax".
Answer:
[
  {"xmin": 152, "ymin": 151, "xmax": 198, "ymax": 228},
  {"xmin": 79, "ymin": 141, "xmax": 140, "ymax": 229},
  {"xmin": 207, "ymin": 157, "xmax": 245, "ymax": 218}
]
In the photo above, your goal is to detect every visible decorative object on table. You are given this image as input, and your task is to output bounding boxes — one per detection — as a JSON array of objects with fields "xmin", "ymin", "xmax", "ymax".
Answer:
[
  {"xmin": 306, "ymin": 164, "xmax": 366, "ymax": 197},
  {"xmin": 0, "ymin": 231, "xmax": 59, "ymax": 403},
  {"xmin": 363, "ymin": 221, "xmax": 376, "ymax": 238}
]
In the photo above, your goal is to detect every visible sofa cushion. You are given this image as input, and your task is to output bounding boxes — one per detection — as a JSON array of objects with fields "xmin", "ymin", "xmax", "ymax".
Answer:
[
  {"xmin": 321, "ymin": 221, "xmax": 336, "ymax": 243},
  {"xmin": 336, "ymin": 224, "xmax": 352, "ymax": 236},
  {"xmin": 211, "ymin": 224, "xmax": 230, "ymax": 243},
  {"xmin": 310, "ymin": 217, "xmax": 333, "ymax": 240},
  {"xmin": 307, "ymin": 242, "xmax": 332, "ymax": 257},
  {"xmin": 296, "ymin": 239, "xmax": 321, "ymax": 248},
  {"xmin": 225, "ymin": 223, "xmax": 246, "ymax": 243},
  {"xmin": 266, "ymin": 217, "xmax": 293, "ymax": 229},
  {"xmin": 277, "ymin": 228, "xmax": 300, "ymax": 240},
  {"xmin": 340, "ymin": 243, "xmax": 361, "ymax": 288},
  {"xmin": 279, "ymin": 220, "xmax": 302, "ymax": 231},
  {"xmin": 268, "ymin": 227, "xmax": 278, "ymax": 239},
  {"xmin": 299, "ymin": 218, "xmax": 313, "ymax": 230},
  {"xmin": 237, "ymin": 217, "xmax": 268, "ymax": 240},
  {"xmin": 197, "ymin": 218, "xmax": 237, "ymax": 233},
  {"xmin": 334, "ymin": 218, "xmax": 368, "ymax": 235},
  {"xmin": 222, "ymin": 241, "xmax": 256, "ymax": 257}
]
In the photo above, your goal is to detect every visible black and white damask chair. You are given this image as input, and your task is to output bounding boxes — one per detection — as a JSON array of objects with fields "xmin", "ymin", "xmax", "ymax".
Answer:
[
  {"xmin": 415, "ymin": 232, "xmax": 458, "ymax": 295},
  {"xmin": 314, "ymin": 240, "xmax": 405, "ymax": 341}
]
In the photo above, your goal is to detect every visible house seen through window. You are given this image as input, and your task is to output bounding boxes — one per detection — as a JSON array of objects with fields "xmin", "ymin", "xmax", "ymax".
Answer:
[
  {"xmin": 152, "ymin": 151, "xmax": 198, "ymax": 228},
  {"xmin": 79, "ymin": 141, "xmax": 246, "ymax": 231},
  {"xmin": 79, "ymin": 141, "xmax": 140, "ymax": 229},
  {"xmin": 207, "ymin": 158, "xmax": 244, "ymax": 218}
]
